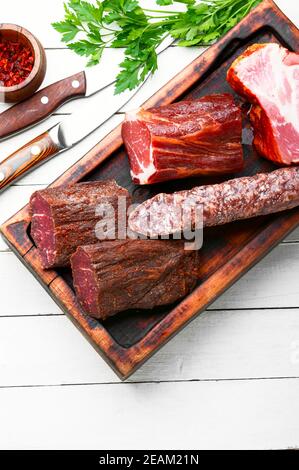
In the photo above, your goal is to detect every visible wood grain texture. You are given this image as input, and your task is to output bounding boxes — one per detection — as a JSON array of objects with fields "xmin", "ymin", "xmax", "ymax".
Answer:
[
  {"xmin": 0, "ymin": 24, "xmax": 47, "ymax": 103},
  {"xmin": 0, "ymin": 251, "xmax": 61, "ymax": 315},
  {"xmin": 287, "ymin": 226, "xmax": 299, "ymax": 241},
  {"xmin": 0, "ymin": 72, "xmax": 86, "ymax": 139},
  {"xmin": 1, "ymin": 308, "xmax": 299, "ymax": 386},
  {"xmin": 0, "ymin": 131, "xmax": 62, "ymax": 191},
  {"xmin": 1, "ymin": 0, "xmax": 299, "ymax": 380},
  {"xmin": 0, "ymin": 378, "xmax": 299, "ymax": 450}
]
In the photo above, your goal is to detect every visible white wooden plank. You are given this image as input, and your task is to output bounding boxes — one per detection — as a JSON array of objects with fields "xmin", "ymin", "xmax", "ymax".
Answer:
[
  {"xmin": 275, "ymin": 0, "xmax": 299, "ymax": 27},
  {"xmin": 1, "ymin": 308, "xmax": 299, "ymax": 387},
  {"xmin": 211, "ymin": 243, "xmax": 299, "ymax": 310},
  {"xmin": 1, "ymin": 0, "xmax": 66, "ymax": 48},
  {"xmin": 285, "ymin": 227, "xmax": 299, "ymax": 242},
  {"xmin": 0, "ymin": 378, "xmax": 298, "ymax": 449},
  {"xmin": 0, "ymin": 253, "xmax": 62, "ymax": 316},
  {"xmin": 0, "ymin": 185, "xmax": 46, "ymax": 252},
  {"xmin": 1, "ymin": 242, "xmax": 299, "ymax": 317}
]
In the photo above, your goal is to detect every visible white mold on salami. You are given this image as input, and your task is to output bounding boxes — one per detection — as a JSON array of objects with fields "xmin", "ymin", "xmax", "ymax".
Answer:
[{"xmin": 129, "ymin": 167, "xmax": 299, "ymax": 238}]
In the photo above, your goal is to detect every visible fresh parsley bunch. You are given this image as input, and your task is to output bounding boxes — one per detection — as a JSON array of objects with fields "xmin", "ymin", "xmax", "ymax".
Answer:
[{"xmin": 53, "ymin": 0, "xmax": 261, "ymax": 94}]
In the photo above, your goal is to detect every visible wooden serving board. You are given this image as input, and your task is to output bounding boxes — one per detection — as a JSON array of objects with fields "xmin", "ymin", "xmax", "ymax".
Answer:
[{"xmin": 1, "ymin": 0, "xmax": 299, "ymax": 379}]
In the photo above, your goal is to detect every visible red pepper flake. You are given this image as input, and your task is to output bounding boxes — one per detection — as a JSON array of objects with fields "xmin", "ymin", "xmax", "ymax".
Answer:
[{"xmin": 0, "ymin": 39, "xmax": 34, "ymax": 87}]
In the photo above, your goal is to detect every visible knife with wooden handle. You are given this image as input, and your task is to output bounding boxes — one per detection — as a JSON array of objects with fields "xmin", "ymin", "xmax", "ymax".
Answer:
[
  {"xmin": 0, "ymin": 64, "xmax": 117, "ymax": 140},
  {"xmin": 0, "ymin": 130, "xmax": 63, "ymax": 190},
  {"xmin": 0, "ymin": 36, "xmax": 175, "ymax": 192},
  {"xmin": 0, "ymin": 72, "xmax": 86, "ymax": 140},
  {"xmin": 0, "ymin": 37, "xmax": 175, "ymax": 141}
]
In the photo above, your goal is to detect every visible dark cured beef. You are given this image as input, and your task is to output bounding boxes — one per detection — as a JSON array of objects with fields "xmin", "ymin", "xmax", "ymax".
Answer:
[
  {"xmin": 227, "ymin": 43, "xmax": 299, "ymax": 165},
  {"xmin": 122, "ymin": 94, "xmax": 244, "ymax": 185},
  {"xmin": 30, "ymin": 180, "xmax": 131, "ymax": 269},
  {"xmin": 129, "ymin": 167, "xmax": 299, "ymax": 237},
  {"xmin": 71, "ymin": 239, "xmax": 200, "ymax": 320}
]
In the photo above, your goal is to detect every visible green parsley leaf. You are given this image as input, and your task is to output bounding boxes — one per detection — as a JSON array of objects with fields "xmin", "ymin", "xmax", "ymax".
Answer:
[
  {"xmin": 68, "ymin": 40, "xmax": 98, "ymax": 56},
  {"xmin": 53, "ymin": 0, "xmax": 262, "ymax": 93},
  {"xmin": 52, "ymin": 21, "xmax": 80, "ymax": 42}
]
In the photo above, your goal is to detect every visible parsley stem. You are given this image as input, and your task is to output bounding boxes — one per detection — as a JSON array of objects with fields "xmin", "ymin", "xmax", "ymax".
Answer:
[
  {"xmin": 100, "ymin": 32, "xmax": 114, "ymax": 38},
  {"xmin": 147, "ymin": 19, "xmax": 178, "ymax": 27},
  {"xmin": 143, "ymin": 9, "xmax": 179, "ymax": 15},
  {"xmin": 146, "ymin": 15, "xmax": 178, "ymax": 19},
  {"xmin": 120, "ymin": 14, "xmax": 147, "ymax": 25},
  {"xmin": 225, "ymin": 0, "xmax": 257, "ymax": 20}
]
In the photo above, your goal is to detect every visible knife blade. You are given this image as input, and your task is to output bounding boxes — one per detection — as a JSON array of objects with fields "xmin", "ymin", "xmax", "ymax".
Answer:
[
  {"xmin": 0, "ymin": 37, "xmax": 174, "ymax": 192},
  {"xmin": 0, "ymin": 38, "xmax": 174, "ymax": 141}
]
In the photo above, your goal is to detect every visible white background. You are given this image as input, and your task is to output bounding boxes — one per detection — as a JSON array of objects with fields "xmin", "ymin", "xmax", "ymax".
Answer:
[{"xmin": 0, "ymin": 0, "xmax": 298, "ymax": 450}]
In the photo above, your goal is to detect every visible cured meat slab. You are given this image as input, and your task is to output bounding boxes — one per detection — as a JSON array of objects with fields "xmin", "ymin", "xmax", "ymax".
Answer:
[
  {"xmin": 227, "ymin": 43, "xmax": 299, "ymax": 165},
  {"xmin": 71, "ymin": 240, "xmax": 200, "ymax": 320},
  {"xmin": 30, "ymin": 180, "xmax": 131, "ymax": 268},
  {"xmin": 129, "ymin": 167, "xmax": 299, "ymax": 237},
  {"xmin": 122, "ymin": 94, "xmax": 243, "ymax": 184}
]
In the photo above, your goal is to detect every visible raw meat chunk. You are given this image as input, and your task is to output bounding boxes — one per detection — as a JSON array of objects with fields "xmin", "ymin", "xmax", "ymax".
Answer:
[{"xmin": 227, "ymin": 43, "xmax": 299, "ymax": 165}]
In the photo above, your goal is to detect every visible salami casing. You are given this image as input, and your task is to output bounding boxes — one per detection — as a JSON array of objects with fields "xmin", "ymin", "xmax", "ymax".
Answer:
[{"xmin": 129, "ymin": 167, "xmax": 299, "ymax": 237}]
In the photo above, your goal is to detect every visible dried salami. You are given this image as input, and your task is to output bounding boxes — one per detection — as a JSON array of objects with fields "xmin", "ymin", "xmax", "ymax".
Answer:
[{"xmin": 129, "ymin": 167, "xmax": 299, "ymax": 237}]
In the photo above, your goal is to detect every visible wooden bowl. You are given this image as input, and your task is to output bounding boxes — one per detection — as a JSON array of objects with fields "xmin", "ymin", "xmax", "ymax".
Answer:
[{"xmin": 0, "ymin": 24, "xmax": 47, "ymax": 103}]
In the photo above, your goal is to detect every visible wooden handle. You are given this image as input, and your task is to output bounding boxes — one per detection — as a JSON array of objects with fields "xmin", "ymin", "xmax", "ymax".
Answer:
[
  {"xmin": 0, "ymin": 71, "xmax": 86, "ymax": 140},
  {"xmin": 0, "ymin": 131, "xmax": 62, "ymax": 191}
]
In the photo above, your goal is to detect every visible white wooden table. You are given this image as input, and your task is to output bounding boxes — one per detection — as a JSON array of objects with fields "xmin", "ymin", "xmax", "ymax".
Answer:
[{"xmin": 0, "ymin": 0, "xmax": 298, "ymax": 450}]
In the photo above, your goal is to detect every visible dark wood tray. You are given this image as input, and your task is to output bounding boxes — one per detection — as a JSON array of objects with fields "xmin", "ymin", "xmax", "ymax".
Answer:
[{"xmin": 1, "ymin": 0, "xmax": 299, "ymax": 379}]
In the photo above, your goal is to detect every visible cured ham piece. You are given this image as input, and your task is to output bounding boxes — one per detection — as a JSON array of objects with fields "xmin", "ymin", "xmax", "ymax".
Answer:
[
  {"xmin": 30, "ymin": 180, "xmax": 131, "ymax": 269},
  {"xmin": 71, "ymin": 240, "xmax": 200, "ymax": 320},
  {"xmin": 227, "ymin": 43, "xmax": 299, "ymax": 165},
  {"xmin": 122, "ymin": 94, "xmax": 243, "ymax": 185}
]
